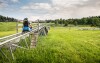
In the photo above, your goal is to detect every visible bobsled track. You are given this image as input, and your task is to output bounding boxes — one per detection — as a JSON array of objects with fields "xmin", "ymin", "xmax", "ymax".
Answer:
[{"xmin": 0, "ymin": 24, "xmax": 50, "ymax": 61}]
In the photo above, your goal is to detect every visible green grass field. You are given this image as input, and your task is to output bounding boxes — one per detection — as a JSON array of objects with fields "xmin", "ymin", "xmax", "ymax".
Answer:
[
  {"xmin": 0, "ymin": 22, "xmax": 100, "ymax": 63},
  {"xmin": 0, "ymin": 22, "xmax": 18, "ymax": 37},
  {"xmin": 12, "ymin": 27, "xmax": 100, "ymax": 63},
  {"xmin": 0, "ymin": 31, "xmax": 16, "ymax": 37},
  {"xmin": 0, "ymin": 22, "xmax": 16, "ymax": 31}
]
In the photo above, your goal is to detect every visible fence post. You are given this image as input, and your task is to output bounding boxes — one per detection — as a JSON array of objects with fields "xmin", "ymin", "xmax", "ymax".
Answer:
[
  {"xmin": 16, "ymin": 20, "xmax": 18, "ymax": 33},
  {"xmin": 38, "ymin": 19, "xmax": 39, "ymax": 35}
]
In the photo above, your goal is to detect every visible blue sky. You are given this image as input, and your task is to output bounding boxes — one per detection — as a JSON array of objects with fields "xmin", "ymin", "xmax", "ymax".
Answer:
[
  {"xmin": 0, "ymin": 0, "xmax": 51, "ymax": 20},
  {"xmin": 0, "ymin": 0, "xmax": 100, "ymax": 21}
]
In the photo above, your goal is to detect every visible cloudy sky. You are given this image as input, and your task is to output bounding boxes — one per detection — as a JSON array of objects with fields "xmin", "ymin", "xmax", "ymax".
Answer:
[{"xmin": 0, "ymin": 0, "xmax": 100, "ymax": 21}]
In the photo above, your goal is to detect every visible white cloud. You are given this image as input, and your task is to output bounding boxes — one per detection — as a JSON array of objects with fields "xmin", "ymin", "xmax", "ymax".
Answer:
[
  {"xmin": 0, "ymin": 0, "xmax": 20, "ymax": 8},
  {"xmin": 1, "ymin": 0, "xmax": 100, "ymax": 20},
  {"xmin": 28, "ymin": 16, "xmax": 40, "ymax": 21},
  {"xmin": 52, "ymin": 0, "xmax": 81, "ymax": 6},
  {"xmin": 21, "ymin": 3, "xmax": 52, "ymax": 10},
  {"xmin": 0, "ymin": 0, "xmax": 8, "ymax": 8},
  {"xmin": 10, "ymin": 0, "xmax": 20, "ymax": 3},
  {"xmin": 20, "ymin": 0, "xmax": 100, "ymax": 20}
]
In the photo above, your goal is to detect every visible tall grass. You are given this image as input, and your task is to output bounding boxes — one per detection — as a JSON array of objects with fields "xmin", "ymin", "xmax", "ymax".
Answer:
[{"xmin": 12, "ymin": 27, "xmax": 100, "ymax": 63}]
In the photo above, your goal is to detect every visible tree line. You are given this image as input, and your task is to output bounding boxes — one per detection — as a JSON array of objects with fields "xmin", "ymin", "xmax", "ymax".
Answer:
[
  {"xmin": 0, "ymin": 15, "xmax": 17, "ymax": 22},
  {"xmin": 1, "ymin": 14, "xmax": 100, "ymax": 27},
  {"xmin": 46, "ymin": 16, "xmax": 100, "ymax": 27}
]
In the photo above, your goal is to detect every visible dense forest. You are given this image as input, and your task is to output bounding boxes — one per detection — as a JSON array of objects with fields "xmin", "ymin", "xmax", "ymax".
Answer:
[
  {"xmin": 0, "ymin": 15, "xmax": 17, "ymax": 22},
  {"xmin": 46, "ymin": 16, "xmax": 100, "ymax": 27}
]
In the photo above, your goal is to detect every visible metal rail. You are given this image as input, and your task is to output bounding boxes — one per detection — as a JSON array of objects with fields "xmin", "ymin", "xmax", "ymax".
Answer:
[{"xmin": 0, "ymin": 24, "xmax": 48, "ymax": 61}]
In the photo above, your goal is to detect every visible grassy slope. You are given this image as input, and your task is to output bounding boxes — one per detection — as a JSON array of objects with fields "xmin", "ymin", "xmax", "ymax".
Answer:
[
  {"xmin": 14, "ymin": 27, "xmax": 100, "ymax": 63},
  {"xmin": 0, "ymin": 22, "xmax": 16, "ymax": 37}
]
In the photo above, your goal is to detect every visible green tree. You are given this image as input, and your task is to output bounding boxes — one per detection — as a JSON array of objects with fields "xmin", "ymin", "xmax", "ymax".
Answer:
[
  {"xmin": 74, "ymin": 21, "xmax": 78, "ymax": 26},
  {"xmin": 64, "ymin": 21, "xmax": 68, "ymax": 26}
]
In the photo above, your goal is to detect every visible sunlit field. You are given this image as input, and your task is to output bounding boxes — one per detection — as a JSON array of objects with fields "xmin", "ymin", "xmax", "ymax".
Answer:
[
  {"xmin": 12, "ymin": 27, "xmax": 100, "ymax": 63},
  {"xmin": 0, "ymin": 22, "xmax": 100, "ymax": 63},
  {"xmin": 0, "ymin": 22, "xmax": 18, "ymax": 37},
  {"xmin": 0, "ymin": 22, "xmax": 16, "ymax": 31},
  {"xmin": 0, "ymin": 31, "xmax": 16, "ymax": 37},
  {"xmin": 1, "ymin": 0, "xmax": 100, "ymax": 63}
]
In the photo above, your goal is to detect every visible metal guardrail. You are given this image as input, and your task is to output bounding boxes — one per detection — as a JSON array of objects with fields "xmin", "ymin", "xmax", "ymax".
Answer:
[
  {"xmin": 0, "ymin": 24, "xmax": 47, "ymax": 61},
  {"xmin": 0, "ymin": 24, "xmax": 43, "ymax": 42},
  {"xmin": 0, "ymin": 32, "xmax": 22, "ymax": 42}
]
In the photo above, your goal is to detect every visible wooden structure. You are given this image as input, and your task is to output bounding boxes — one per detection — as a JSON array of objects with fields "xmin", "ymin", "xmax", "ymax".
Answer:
[{"xmin": 0, "ymin": 24, "xmax": 49, "ymax": 61}]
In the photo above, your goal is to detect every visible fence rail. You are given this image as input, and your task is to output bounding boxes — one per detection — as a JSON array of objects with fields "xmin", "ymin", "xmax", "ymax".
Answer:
[{"xmin": 0, "ymin": 24, "xmax": 49, "ymax": 61}]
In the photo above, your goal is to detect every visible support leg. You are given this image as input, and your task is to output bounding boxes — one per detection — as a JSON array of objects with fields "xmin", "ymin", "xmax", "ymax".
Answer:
[
  {"xmin": 12, "ymin": 44, "xmax": 28, "ymax": 50},
  {"xmin": 9, "ymin": 46, "xmax": 14, "ymax": 60},
  {"xmin": 24, "ymin": 39, "xmax": 29, "ymax": 48},
  {"xmin": 0, "ymin": 48, "xmax": 10, "ymax": 62}
]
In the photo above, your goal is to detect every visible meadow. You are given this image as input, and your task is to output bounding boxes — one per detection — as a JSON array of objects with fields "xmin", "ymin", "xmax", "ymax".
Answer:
[
  {"xmin": 0, "ymin": 22, "xmax": 16, "ymax": 37},
  {"xmin": 0, "ymin": 22, "xmax": 100, "ymax": 63},
  {"xmin": 13, "ymin": 27, "xmax": 100, "ymax": 63}
]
